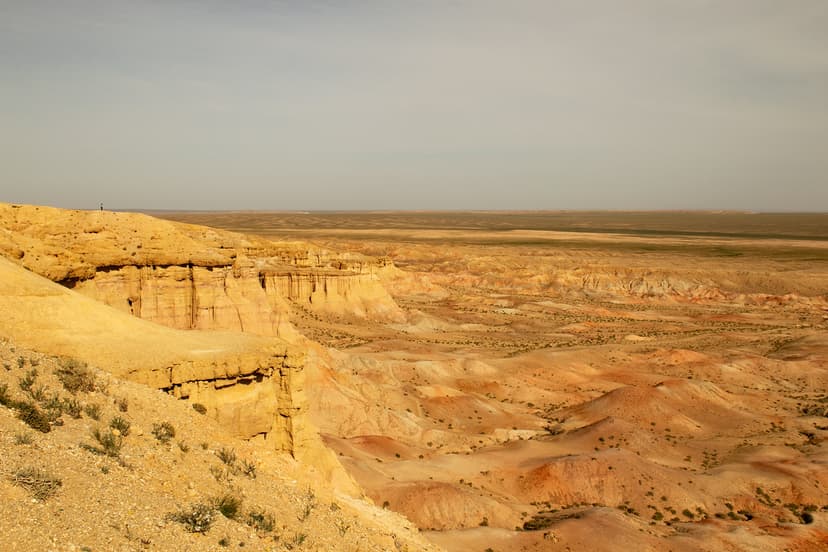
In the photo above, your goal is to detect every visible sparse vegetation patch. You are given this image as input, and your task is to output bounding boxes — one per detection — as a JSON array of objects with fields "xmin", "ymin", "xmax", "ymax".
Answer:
[
  {"xmin": 16, "ymin": 400, "xmax": 52, "ymax": 433},
  {"xmin": 169, "ymin": 503, "xmax": 216, "ymax": 534},
  {"xmin": 11, "ymin": 467, "xmax": 62, "ymax": 500},
  {"xmin": 85, "ymin": 426, "xmax": 124, "ymax": 457},
  {"xmin": 152, "ymin": 421, "xmax": 176, "ymax": 443},
  {"xmin": 213, "ymin": 492, "xmax": 242, "ymax": 520},
  {"xmin": 109, "ymin": 415, "xmax": 131, "ymax": 436},
  {"xmin": 56, "ymin": 359, "xmax": 97, "ymax": 394},
  {"xmin": 244, "ymin": 508, "xmax": 275, "ymax": 533}
]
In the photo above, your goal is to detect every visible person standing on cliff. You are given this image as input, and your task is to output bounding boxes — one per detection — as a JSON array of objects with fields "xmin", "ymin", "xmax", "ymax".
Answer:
[{"xmin": 100, "ymin": 202, "xmax": 103, "ymax": 211}]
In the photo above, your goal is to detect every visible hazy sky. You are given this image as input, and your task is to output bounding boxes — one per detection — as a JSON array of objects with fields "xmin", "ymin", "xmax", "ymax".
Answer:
[{"xmin": 1, "ymin": 1, "xmax": 826, "ymax": 211}]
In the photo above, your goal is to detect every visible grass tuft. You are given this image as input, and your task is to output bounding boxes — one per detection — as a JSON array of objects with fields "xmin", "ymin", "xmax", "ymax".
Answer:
[
  {"xmin": 152, "ymin": 421, "xmax": 176, "ymax": 443},
  {"xmin": 11, "ymin": 467, "xmax": 62, "ymax": 500},
  {"xmin": 87, "ymin": 426, "xmax": 124, "ymax": 457},
  {"xmin": 14, "ymin": 432, "xmax": 34, "ymax": 445},
  {"xmin": 84, "ymin": 403, "xmax": 102, "ymax": 421},
  {"xmin": 241, "ymin": 459, "xmax": 257, "ymax": 479},
  {"xmin": 216, "ymin": 447, "xmax": 236, "ymax": 467},
  {"xmin": 16, "ymin": 400, "xmax": 52, "ymax": 433},
  {"xmin": 109, "ymin": 415, "xmax": 131, "ymax": 436},
  {"xmin": 244, "ymin": 508, "xmax": 275, "ymax": 533},
  {"xmin": 62, "ymin": 397, "xmax": 82, "ymax": 419},
  {"xmin": 213, "ymin": 492, "xmax": 242, "ymax": 520},
  {"xmin": 169, "ymin": 503, "xmax": 215, "ymax": 533}
]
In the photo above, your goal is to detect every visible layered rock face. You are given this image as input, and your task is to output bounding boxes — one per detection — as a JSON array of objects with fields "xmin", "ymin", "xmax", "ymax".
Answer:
[
  {"xmin": 0, "ymin": 254, "xmax": 314, "ymax": 455},
  {"xmin": 71, "ymin": 262, "xmax": 296, "ymax": 337},
  {"xmin": 72, "ymin": 261, "xmax": 402, "ymax": 337},
  {"xmin": 0, "ymin": 203, "xmax": 388, "ymax": 491},
  {"xmin": 0, "ymin": 203, "xmax": 403, "ymax": 339},
  {"xmin": 132, "ymin": 344, "xmax": 308, "ymax": 450}
]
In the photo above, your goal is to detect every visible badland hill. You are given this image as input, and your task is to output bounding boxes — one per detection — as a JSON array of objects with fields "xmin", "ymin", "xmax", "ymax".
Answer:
[{"xmin": 2, "ymin": 203, "xmax": 828, "ymax": 551}]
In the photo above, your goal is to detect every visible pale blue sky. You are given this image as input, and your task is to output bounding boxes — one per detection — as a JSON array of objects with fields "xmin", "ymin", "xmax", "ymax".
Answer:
[{"xmin": 1, "ymin": 1, "xmax": 826, "ymax": 211}]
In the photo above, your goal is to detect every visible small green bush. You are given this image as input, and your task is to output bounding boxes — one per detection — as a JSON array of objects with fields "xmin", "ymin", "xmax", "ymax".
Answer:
[
  {"xmin": 1, "ymin": 382, "xmax": 53, "ymax": 431},
  {"xmin": 16, "ymin": 400, "xmax": 51, "ymax": 433},
  {"xmin": 216, "ymin": 447, "xmax": 236, "ymax": 466},
  {"xmin": 62, "ymin": 397, "xmax": 82, "ymax": 418},
  {"xmin": 298, "ymin": 487, "xmax": 316, "ymax": 521},
  {"xmin": 84, "ymin": 403, "xmax": 102, "ymax": 421},
  {"xmin": 335, "ymin": 518, "xmax": 350, "ymax": 536},
  {"xmin": 192, "ymin": 403, "xmax": 207, "ymax": 415},
  {"xmin": 26, "ymin": 384, "xmax": 47, "ymax": 402},
  {"xmin": 56, "ymin": 359, "xmax": 96, "ymax": 394},
  {"xmin": 18, "ymin": 368, "xmax": 38, "ymax": 393},
  {"xmin": 170, "ymin": 503, "xmax": 215, "ymax": 533},
  {"xmin": 241, "ymin": 459, "xmax": 257, "ymax": 479},
  {"xmin": 41, "ymin": 394, "xmax": 65, "ymax": 425},
  {"xmin": 42, "ymin": 393, "xmax": 64, "ymax": 413},
  {"xmin": 210, "ymin": 465, "xmax": 228, "ymax": 482},
  {"xmin": 152, "ymin": 422, "xmax": 176, "ymax": 443},
  {"xmin": 214, "ymin": 492, "xmax": 242, "ymax": 520},
  {"xmin": 85, "ymin": 427, "xmax": 124, "ymax": 457},
  {"xmin": 109, "ymin": 416, "xmax": 131, "ymax": 436}
]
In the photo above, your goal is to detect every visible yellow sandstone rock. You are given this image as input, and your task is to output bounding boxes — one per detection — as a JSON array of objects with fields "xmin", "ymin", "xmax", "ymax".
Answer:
[{"xmin": 0, "ymin": 201, "xmax": 412, "ymax": 495}]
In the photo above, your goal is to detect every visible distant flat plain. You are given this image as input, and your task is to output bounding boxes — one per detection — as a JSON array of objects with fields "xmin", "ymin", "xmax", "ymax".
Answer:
[
  {"xmin": 151, "ymin": 210, "xmax": 828, "ymax": 239},
  {"xmin": 155, "ymin": 211, "xmax": 828, "ymax": 262}
]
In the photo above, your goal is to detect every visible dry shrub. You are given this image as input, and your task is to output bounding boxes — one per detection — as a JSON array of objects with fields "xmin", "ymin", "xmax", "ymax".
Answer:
[
  {"xmin": 56, "ymin": 359, "xmax": 96, "ymax": 394},
  {"xmin": 11, "ymin": 467, "xmax": 62, "ymax": 500}
]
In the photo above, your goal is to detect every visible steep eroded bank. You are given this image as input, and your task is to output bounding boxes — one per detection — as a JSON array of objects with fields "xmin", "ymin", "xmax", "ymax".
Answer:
[{"xmin": 0, "ymin": 203, "xmax": 404, "ymax": 341}]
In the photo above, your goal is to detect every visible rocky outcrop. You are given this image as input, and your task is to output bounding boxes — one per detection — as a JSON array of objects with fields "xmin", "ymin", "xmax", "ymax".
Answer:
[
  {"xmin": 0, "ymin": 206, "xmax": 369, "ymax": 492},
  {"xmin": 0, "ymin": 203, "xmax": 404, "ymax": 339},
  {"xmin": 0, "ymin": 254, "xmax": 317, "ymax": 455},
  {"xmin": 428, "ymin": 260, "xmax": 827, "ymax": 306},
  {"xmin": 131, "ymin": 345, "xmax": 307, "ymax": 449},
  {"xmin": 70, "ymin": 262, "xmax": 297, "ymax": 338}
]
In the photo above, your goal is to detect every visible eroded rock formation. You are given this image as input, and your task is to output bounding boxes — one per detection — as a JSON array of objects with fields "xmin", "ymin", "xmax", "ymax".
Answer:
[
  {"xmin": 129, "ymin": 344, "xmax": 304, "ymax": 446},
  {"xmin": 0, "ymin": 203, "xmax": 395, "ymax": 492},
  {"xmin": 0, "ymin": 203, "xmax": 404, "ymax": 341}
]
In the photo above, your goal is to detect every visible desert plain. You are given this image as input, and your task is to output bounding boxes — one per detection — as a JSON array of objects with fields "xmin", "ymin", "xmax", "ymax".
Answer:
[
  {"xmin": 1, "ymin": 205, "xmax": 827, "ymax": 551},
  {"xmin": 158, "ymin": 210, "xmax": 828, "ymax": 551}
]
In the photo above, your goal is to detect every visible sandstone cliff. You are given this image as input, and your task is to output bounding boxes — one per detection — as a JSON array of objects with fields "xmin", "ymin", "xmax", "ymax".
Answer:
[
  {"xmin": 0, "ymin": 203, "xmax": 404, "ymax": 341},
  {"xmin": 0, "ymin": 203, "xmax": 412, "ymax": 494},
  {"xmin": 0, "ymin": 252, "xmax": 357, "ymax": 492}
]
